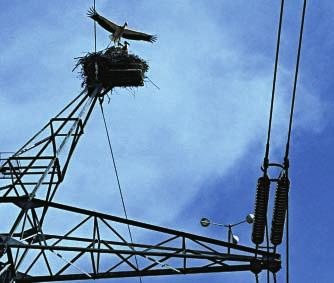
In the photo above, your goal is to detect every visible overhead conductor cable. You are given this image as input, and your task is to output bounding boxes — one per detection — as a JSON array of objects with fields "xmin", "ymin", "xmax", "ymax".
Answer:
[
  {"xmin": 252, "ymin": 0, "xmax": 285, "ymax": 247},
  {"xmin": 270, "ymin": 1, "xmax": 307, "ymax": 283},
  {"xmin": 270, "ymin": 0, "xmax": 307, "ymax": 249}
]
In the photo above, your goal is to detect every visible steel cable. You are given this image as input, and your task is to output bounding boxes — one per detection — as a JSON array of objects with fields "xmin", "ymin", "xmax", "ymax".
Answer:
[
  {"xmin": 260, "ymin": 1, "xmax": 286, "ymax": 281},
  {"xmin": 99, "ymin": 101, "xmax": 143, "ymax": 283},
  {"xmin": 263, "ymin": 0, "xmax": 285, "ymax": 172},
  {"xmin": 92, "ymin": 1, "xmax": 142, "ymax": 280},
  {"xmin": 283, "ymin": 1, "xmax": 307, "ymax": 282}
]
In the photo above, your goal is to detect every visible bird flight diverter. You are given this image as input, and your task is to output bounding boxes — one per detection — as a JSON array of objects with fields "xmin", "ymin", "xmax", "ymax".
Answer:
[
  {"xmin": 246, "ymin": 213, "xmax": 255, "ymax": 224},
  {"xmin": 200, "ymin": 218, "xmax": 211, "ymax": 227}
]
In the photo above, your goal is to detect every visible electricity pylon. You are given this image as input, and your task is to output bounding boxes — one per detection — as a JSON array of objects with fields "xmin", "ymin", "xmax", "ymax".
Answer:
[{"xmin": 0, "ymin": 86, "xmax": 280, "ymax": 282}]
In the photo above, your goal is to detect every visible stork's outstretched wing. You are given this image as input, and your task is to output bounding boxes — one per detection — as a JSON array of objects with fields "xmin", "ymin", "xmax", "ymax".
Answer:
[
  {"xmin": 87, "ymin": 7, "xmax": 157, "ymax": 43},
  {"xmin": 122, "ymin": 28, "xmax": 157, "ymax": 43},
  {"xmin": 87, "ymin": 7, "xmax": 120, "ymax": 34}
]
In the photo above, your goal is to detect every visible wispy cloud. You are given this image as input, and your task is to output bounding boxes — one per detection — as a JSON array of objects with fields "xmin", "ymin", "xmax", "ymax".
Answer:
[{"xmin": 0, "ymin": 1, "xmax": 329, "ymax": 282}]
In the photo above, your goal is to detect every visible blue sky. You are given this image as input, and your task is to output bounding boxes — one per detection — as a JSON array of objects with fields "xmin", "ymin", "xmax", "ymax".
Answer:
[{"xmin": 0, "ymin": 0, "xmax": 333, "ymax": 282}]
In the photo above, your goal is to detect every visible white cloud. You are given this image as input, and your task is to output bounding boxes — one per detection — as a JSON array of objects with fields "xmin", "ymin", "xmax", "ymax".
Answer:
[
  {"xmin": 0, "ymin": 2, "xmax": 329, "ymax": 282},
  {"xmin": 1, "ymin": 1, "xmax": 327, "ymax": 224}
]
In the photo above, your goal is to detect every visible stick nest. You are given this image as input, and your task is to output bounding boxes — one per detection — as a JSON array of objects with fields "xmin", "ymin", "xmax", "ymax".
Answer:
[{"xmin": 74, "ymin": 46, "xmax": 149, "ymax": 89}]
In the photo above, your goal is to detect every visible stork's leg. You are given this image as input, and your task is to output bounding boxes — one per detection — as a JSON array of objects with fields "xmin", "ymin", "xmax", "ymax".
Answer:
[{"xmin": 109, "ymin": 34, "xmax": 115, "ymax": 46}]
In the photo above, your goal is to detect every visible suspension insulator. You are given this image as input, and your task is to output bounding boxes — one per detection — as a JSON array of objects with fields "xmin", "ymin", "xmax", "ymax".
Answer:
[
  {"xmin": 270, "ymin": 175, "xmax": 290, "ymax": 246},
  {"xmin": 252, "ymin": 175, "xmax": 270, "ymax": 245}
]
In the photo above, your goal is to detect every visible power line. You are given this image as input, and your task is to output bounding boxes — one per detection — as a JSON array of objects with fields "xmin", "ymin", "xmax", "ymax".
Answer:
[
  {"xmin": 284, "ymin": 0, "xmax": 307, "ymax": 162},
  {"xmin": 263, "ymin": 0, "xmax": 285, "ymax": 173},
  {"xmin": 262, "ymin": 1, "xmax": 285, "ymax": 282},
  {"xmin": 283, "ymin": 1, "xmax": 308, "ymax": 283}
]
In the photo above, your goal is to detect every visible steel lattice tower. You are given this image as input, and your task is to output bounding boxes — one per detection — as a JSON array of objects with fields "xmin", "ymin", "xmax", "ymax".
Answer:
[{"xmin": 0, "ymin": 86, "xmax": 280, "ymax": 282}]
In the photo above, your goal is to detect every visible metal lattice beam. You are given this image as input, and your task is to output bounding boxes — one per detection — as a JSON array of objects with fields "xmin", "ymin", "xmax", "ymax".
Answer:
[
  {"xmin": 1, "ymin": 197, "xmax": 280, "ymax": 282},
  {"xmin": 0, "ymin": 87, "xmax": 281, "ymax": 282}
]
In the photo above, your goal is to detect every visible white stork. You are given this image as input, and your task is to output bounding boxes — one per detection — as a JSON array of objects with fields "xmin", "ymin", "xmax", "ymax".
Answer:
[
  {"xmin": 122, "ymin": 41, "xmax": 130, "ymax": 53},
  {"xmin": 87, "ymin": 8, "xmax": 157, "ymax": 45}
]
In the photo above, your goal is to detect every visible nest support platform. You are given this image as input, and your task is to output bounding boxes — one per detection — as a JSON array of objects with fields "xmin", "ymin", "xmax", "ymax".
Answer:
[{"xmin": 75, "ymin": 46, "xmax": 149, "ymax": 90}]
